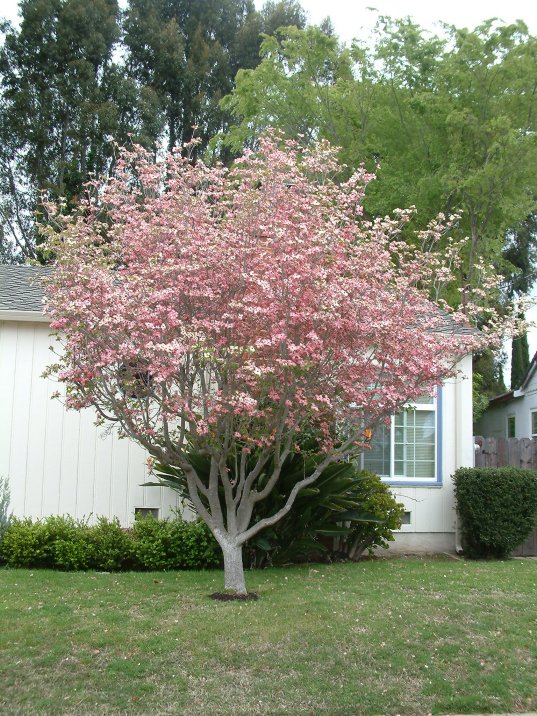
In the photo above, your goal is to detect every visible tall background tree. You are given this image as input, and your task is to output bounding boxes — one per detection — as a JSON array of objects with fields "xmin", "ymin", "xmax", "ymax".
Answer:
[
  {"xmin": 0, "ymin": 0, "xmax": 307, "ymax": 262},
  {"xmin": 123, "ymin": 0, "xmax": 306, "ymax": 155},
  {"xmin": 218, "ymin": 18, "xmax": 537, "ymax": 399},
  {"xmin": 503, "ymin": 212, "xmax": 537, "ymax": 388},
  {"xmin": 0, "ymin": 0, "xmax": 128, "ymax": 260}
]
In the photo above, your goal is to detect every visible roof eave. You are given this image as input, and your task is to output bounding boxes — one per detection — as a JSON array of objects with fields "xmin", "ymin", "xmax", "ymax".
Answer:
[{"xmin": 0, "ymin": 309, "xmax": 50, "ymax": 323}]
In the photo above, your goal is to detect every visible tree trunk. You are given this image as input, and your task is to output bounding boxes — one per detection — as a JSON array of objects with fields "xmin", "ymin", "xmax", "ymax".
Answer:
[{"xmin": 222, "ymin": 542, "xmax": 247, "ymax": 595}]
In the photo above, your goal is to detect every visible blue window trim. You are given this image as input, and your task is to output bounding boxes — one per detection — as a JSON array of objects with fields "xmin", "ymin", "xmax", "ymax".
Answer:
[{"xmin": 383, "ymin": 386, "xmax": 443, "ymax": 488}]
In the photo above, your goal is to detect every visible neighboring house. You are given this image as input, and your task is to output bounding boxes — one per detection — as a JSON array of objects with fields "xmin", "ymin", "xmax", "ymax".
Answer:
[
  {"xmin": 1, "ymin": 265, "xmax": 475, "ymax": 552},
  {"xmin": 475, "ymin": 353, "xmax": 537, "ymax": 439}
]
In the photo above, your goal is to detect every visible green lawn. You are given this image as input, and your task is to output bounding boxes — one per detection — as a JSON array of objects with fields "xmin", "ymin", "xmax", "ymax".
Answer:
[{"xmin": 0, "ymin": 558, "xmax": 536, "ymax": 715}]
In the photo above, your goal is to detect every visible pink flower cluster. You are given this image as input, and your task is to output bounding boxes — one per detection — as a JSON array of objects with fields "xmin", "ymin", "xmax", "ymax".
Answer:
[{"xmin": 42, "ymin": 135, "xmax": 518, "ymax": 458}]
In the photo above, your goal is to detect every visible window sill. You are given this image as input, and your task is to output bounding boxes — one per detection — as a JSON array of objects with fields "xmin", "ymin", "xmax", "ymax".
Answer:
[{"xmin": 382, "ymin": 480, "xmax": 443, "ymax": 488}]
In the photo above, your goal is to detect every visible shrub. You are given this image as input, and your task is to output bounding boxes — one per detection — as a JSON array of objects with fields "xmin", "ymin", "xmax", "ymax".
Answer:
[
  {"xmin": 132, "ymin": 514, "xmax": 220, "ymax": 570},
  {"xmin": 339, "ymin": 470, "xmax": 405, "ymax": 559},
  {"xmin": 151, "ymin": 451, "xmax": 404, "ymax": 567},
  {"xmin": 169, "ymin": 518, "xmax": 221, "ymax": 569},
  {"xmin": 132, "ymin": 516, "xmax": 172, "ymax": 570},
  {"xmin": 88, "ymin": 517, "xmax": 135, "ymax": 571},
  {"xmin": 1, "ymin": 513, "xmax": 220, "ymax": 571},
  {"xmin": 2, "ymin": 515, "xmax": 94, "ymax": 570},
  {"xmin": 454, "ymin": 467, "xmax": 537, "ymax": 558},
  {"xmin": 40, "ymin": 516, "xmax": 94, "ymax": 570},
  {"xmin": 1, "ymin": 518, "xmax": 44, "ymax": 567}
]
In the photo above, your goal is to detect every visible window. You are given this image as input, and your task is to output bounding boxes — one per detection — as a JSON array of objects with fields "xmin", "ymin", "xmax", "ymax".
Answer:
[
  {"xmin": 134, "ymin": 507, "xmax": 159, "ymax": 519},
  {"xmin": 362, "ymin": 394, "xmax": 438, "ymax": 483},
  {"xmin": 531, "ymin": 411, "xmax": 537, "ymax": 437},
  {"xmin": 507, "ymin": 416, "xmax": 516, "ymax": 438}
]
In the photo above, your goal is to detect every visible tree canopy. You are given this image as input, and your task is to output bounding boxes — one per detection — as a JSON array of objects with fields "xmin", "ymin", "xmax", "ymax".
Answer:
[
  {"xmin": 42, "ymin": 135, "xmax": 516, "ymax": 593},
  {"xmin": 0, "ymin": 0, "xmax": 307, "ymax": 262},
  {"xmin": 220, "ymin": 19, "xmax": 537, "ymax": 293}
]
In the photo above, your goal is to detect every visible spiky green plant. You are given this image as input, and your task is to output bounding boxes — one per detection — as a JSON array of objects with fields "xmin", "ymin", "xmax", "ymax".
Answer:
[
  {"xmin": 0, "ymin": 476, "xmax": 13, "ymax": 559},
  {"xmin": 145, "ymin": 447, "xmax": 403, "ymax": 567}
]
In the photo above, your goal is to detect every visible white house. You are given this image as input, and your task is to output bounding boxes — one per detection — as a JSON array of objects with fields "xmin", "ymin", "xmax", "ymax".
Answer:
[
  {"xmin": 1, "ymin": 265, "xmax": 475, "ymax": 552},
  {"xmin": 474, "ymin": 353, "xmax": 537, "ymax": 440},
  {"xmin": 0, "ymin": 265, "xmax": 182, "ymax": 525}
]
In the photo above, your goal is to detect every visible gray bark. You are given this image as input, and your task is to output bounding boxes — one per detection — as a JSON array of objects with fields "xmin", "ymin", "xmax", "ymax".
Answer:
[{"xmin": 221, "ymin": 540, "xmax": 247, "ymax": 594}]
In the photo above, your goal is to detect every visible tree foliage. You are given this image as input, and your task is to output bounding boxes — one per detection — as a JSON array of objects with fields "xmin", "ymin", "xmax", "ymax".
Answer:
[
  {"xmin": 42, "ymin": 136, "xmax": 515, "ymax": 593},
  {"xmin": 510, "ymin": 331, "xmax": 530, "ymax": 390},
  {"xmin": 220, "ymin": 19, "xmax": 537, "ymax": 291},
  {"xmin": 219, "ymin": 18, "xmax": 537, "ymax": 398},
  {"xmin": 0, "ymin": 0, "xmax": 127, "ymax": 260},
  {"xmin": 0, "ymin": 0, "xmax": 308, "ymax": 261}
]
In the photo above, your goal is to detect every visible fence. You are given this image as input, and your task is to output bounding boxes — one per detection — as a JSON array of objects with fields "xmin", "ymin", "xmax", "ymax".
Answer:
[
  {"xmin": 473, "ymin": 436, "xmax": 537, "ymax": 556},
  {"xmin": 474, "ymin": 435, "xmax": 537, "ymax": 470}
]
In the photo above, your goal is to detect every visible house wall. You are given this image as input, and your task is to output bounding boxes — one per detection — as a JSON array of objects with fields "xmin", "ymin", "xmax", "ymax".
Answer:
[
  {"xmin": 475, "ymin": 378, "xmax": 537, "ymax": 439},
  {"xmin": 385, "ymin": 353, "xmax": 474, "ymax": 553},
  {"xmin": 0, "ymin": 320, "xmax": 183, "ymax": 526},
  {"xmin": 1, "ymin": 319, "xmax": 473, "ymax": 550}
]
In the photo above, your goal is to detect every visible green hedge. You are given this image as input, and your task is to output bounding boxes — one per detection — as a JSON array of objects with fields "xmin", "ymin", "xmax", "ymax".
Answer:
[
  {"xmin": 454, "ymin": 467, "xmax": 537, "ymax": 558},
  {"xmin": 0, "ymin": 515, "xmax": 220, "ymax": 571},
  {"xmin": 132, "ymin": 517, "xmax": 220, "ymax": 570}
]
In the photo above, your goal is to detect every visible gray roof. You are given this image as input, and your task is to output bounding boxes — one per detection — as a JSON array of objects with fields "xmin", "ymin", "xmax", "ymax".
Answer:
[
  {"xmin": 0, "ymin": 265, "xmax": 478, "ymax": 338},
  {"xmin": 0, "ymin": 265, "xmax": 50, "ymax": 312}
]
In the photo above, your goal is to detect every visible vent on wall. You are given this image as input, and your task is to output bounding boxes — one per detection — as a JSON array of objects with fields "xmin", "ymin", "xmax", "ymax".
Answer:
[
  {"xmin": 134, "ymin": 507, "xmax": 159, "ymax": 519},
  {"xmin": 401, "ymin": 511, "xmax": 411, "ymax": 525}
]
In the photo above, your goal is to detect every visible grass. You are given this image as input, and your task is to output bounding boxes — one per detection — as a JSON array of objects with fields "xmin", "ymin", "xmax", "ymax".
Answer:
[{"xmin": 0, "ymin": 558, "xmax": 536, "ymax": 715}]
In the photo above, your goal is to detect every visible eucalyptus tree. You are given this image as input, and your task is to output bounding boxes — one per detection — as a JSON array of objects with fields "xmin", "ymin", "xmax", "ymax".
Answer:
[
  {"xmin": 0, "ymin": 0, "xmax": 130, "ymax": 260},
  {"xmin": 123, "ymin": 0, "xmax": 307, "ymax": 154}
]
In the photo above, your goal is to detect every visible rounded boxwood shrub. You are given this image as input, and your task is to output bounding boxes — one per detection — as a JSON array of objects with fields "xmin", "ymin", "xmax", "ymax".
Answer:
[
  {"xmin": 132, "ymin": 515, "xmax": 220, "ymax": 570},
  {"xmin": 1, "ymin": 515, "xmax": 94, "ymax": 569},
  {"xmin": 88, "ymin": 517, "xmax": 135, "ymax": 571},
  {"xmin": 454, "ymin": 467, "xmax": 537, "ymax": 558},
  {"xmin": 1, "ymin": 518, "xmax": 45, "ymax": 567}
]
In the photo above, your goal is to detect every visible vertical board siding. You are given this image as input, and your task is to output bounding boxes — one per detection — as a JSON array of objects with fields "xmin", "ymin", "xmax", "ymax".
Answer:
[
  {"xmin": 76, "ymin": 410, "xmax": 98, "ymax": 521},
  {"xmin": 9, "ymin": 325, "xmax": 34, "ymax": 514},
  {"xmin": 0, "ymin": 323, "xmax": 18, "ymax": 497},
  {"xmin": 1, "ymin": 321, "xmax": 178, "ymax": 526},
  {"xmin": 41, "ymin": 375, "xmax": 65, "ymax": 517}
]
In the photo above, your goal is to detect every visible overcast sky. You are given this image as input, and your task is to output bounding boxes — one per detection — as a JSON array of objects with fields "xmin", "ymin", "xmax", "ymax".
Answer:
[
  {"xmin": 2, "ymin": 0, "xmax": 536, "ymax": 37},
  {"xmin": 264, "ymin": 0, "xmax": 537, "ymax": 42}
]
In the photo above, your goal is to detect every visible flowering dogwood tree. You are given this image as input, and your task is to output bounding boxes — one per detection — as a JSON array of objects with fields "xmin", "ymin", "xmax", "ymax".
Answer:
[{"xmin": 43, "ymin": 136, "xmax": 514, "ymax": 594}]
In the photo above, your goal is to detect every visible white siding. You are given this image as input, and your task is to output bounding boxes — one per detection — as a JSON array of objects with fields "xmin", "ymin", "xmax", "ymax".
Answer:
[
  {"xmin": 475, "ymin": 385, "xmax": 537, "ymax": 440},
  {"xmin": 0, "ymin": 320, "xmax": 182, "ymax": 526},
  {"xmin": 1, "ymin": 318, "xmax": 474, "ymax": 549},
  {"xmin": 388, "ymin": 353, "xmax": 473, "ymax": 550}
]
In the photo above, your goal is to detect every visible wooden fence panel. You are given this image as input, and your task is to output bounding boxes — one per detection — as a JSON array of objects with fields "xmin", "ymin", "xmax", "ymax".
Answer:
[
  {"xmin": 474, "ymin": 435, "xmax": 537, "ymax": 471},
  {"xmin": 473, "ymin": 436, "xmax": 537, "ymax": 556}
]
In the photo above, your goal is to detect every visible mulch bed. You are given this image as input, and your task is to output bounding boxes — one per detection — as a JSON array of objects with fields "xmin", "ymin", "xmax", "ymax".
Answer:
[{"xmin": 209, "ymin": 591, "xmax": 259, "ymax": 601}]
